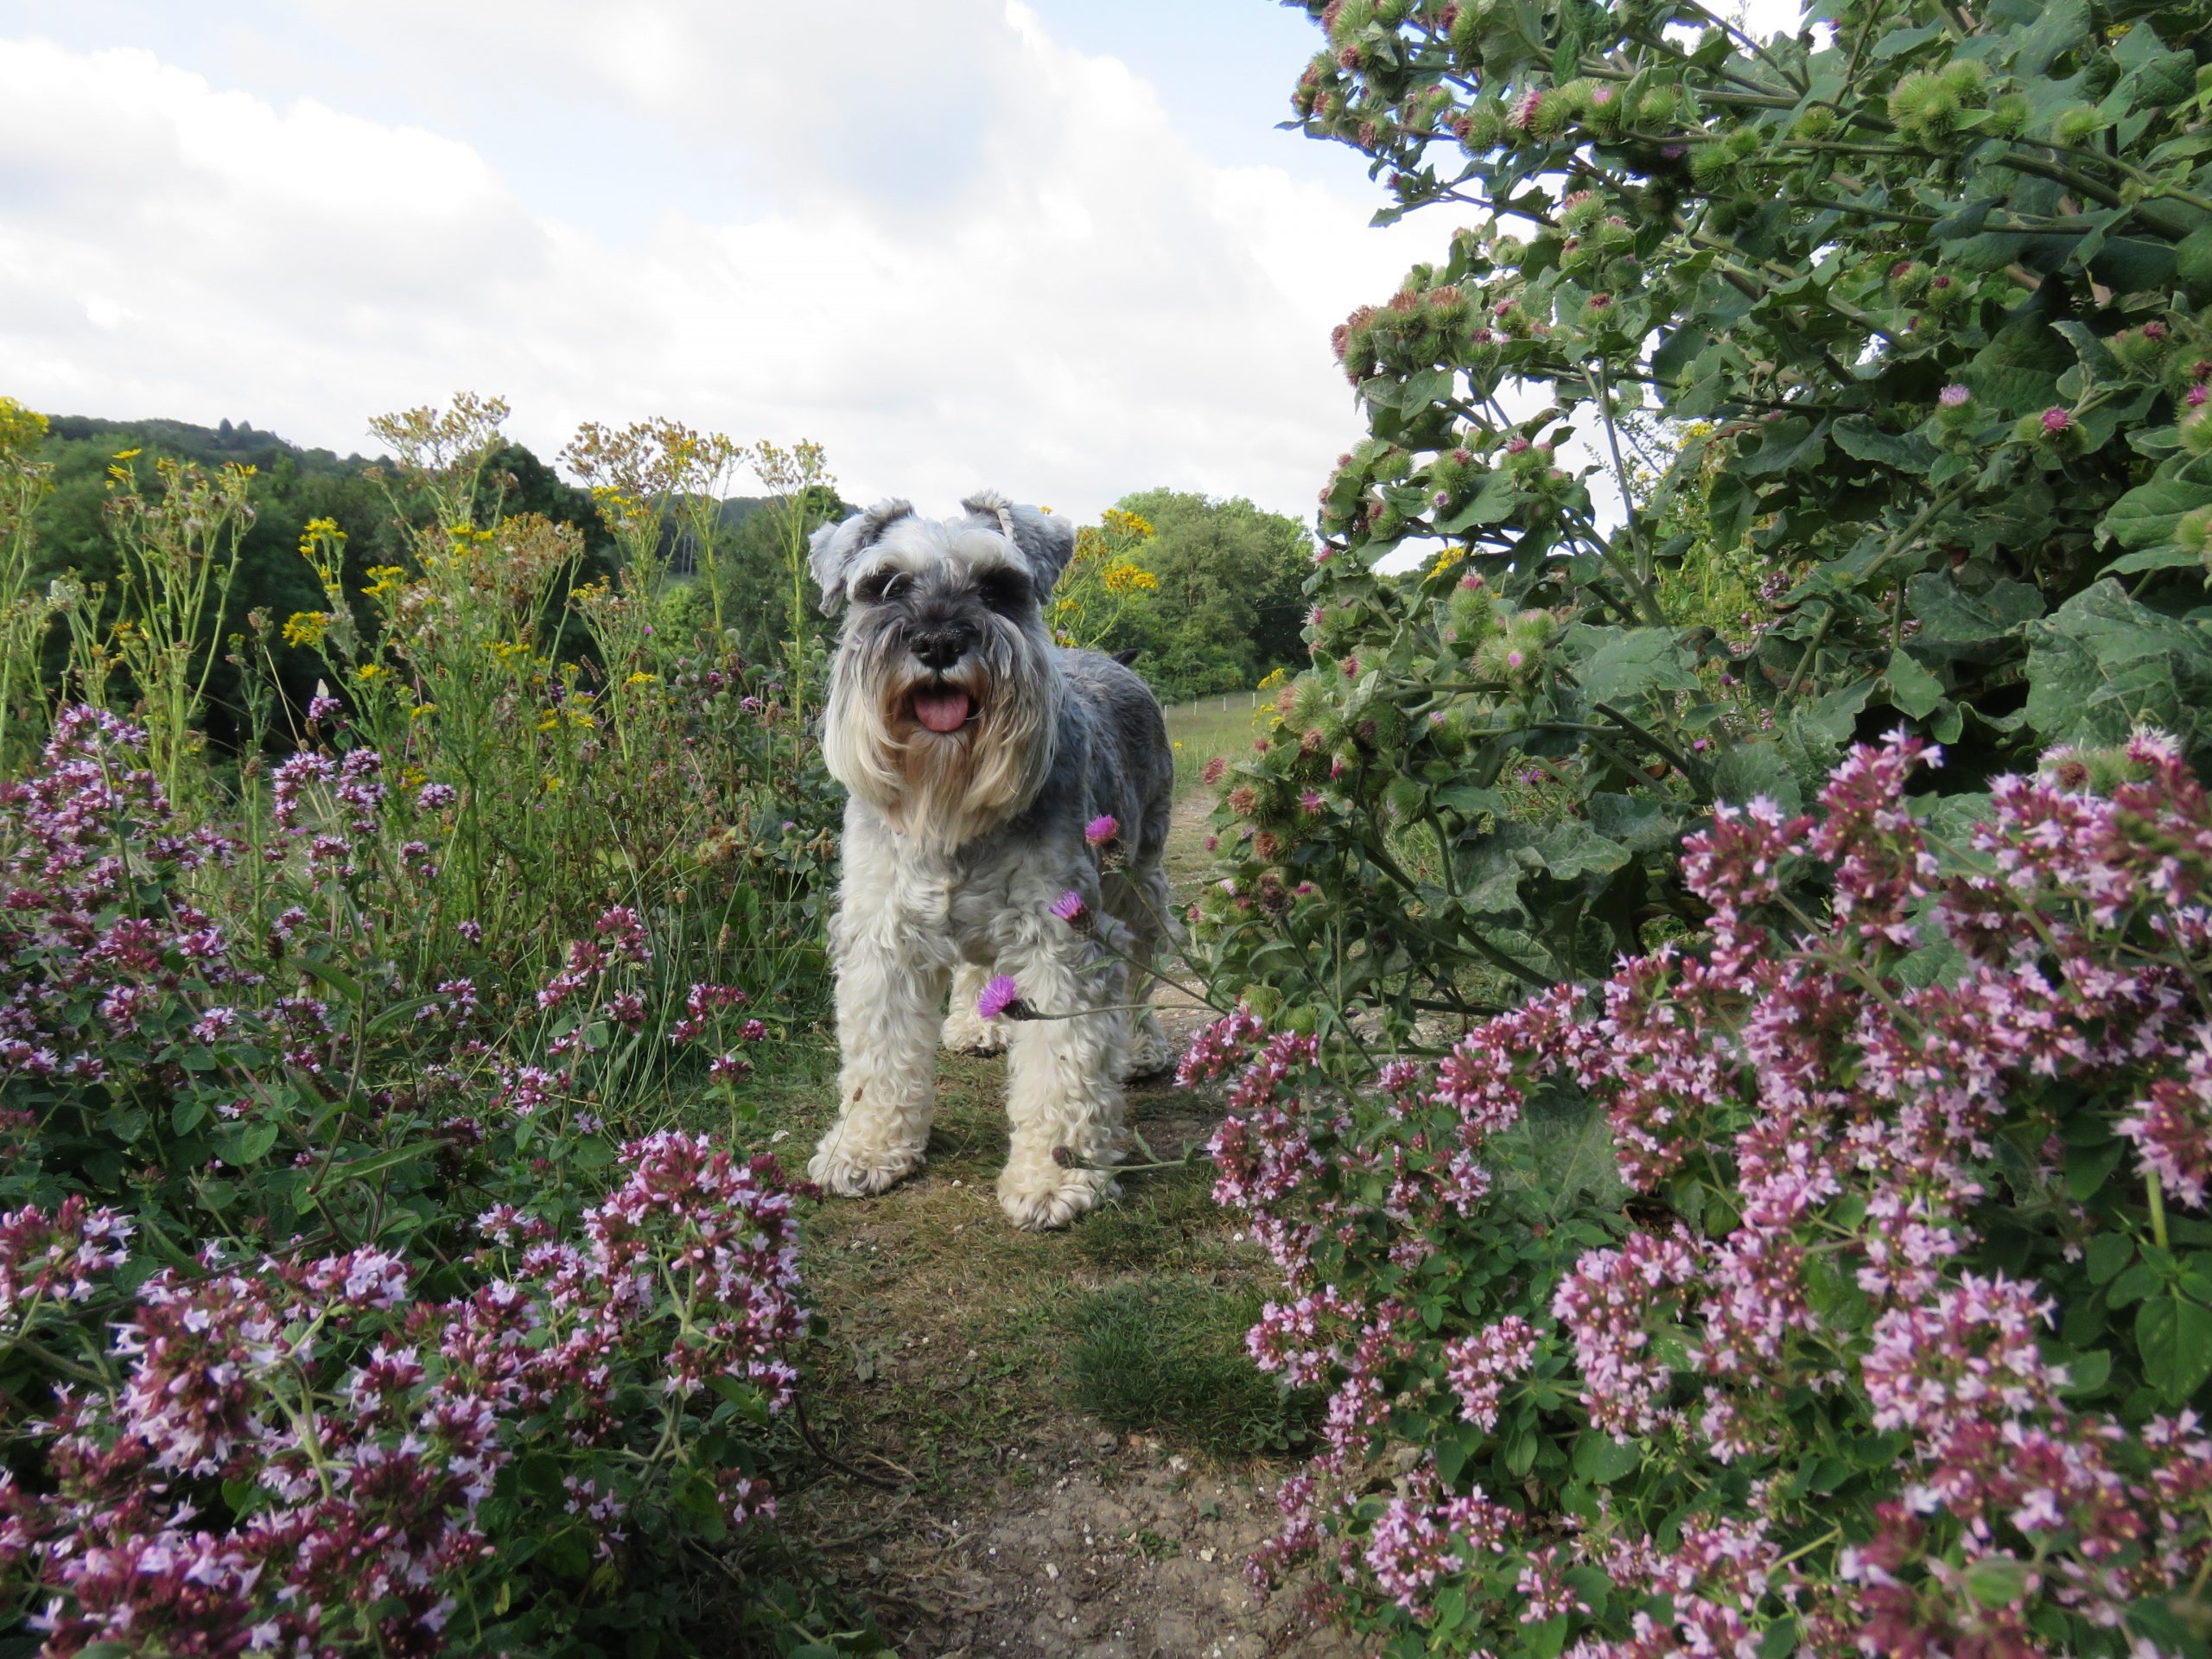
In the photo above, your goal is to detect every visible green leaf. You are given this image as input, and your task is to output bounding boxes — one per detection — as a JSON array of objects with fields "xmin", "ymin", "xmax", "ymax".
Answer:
[
  {"xmin": 2086, "ymin": 1232, "xmax": 2135, "ymax": 1287},
  {"xmin": 1962, "ymin": 1554, "xmax": 2035, "ymax": 1607},
  {"xmin": 2058, "ymin": 1346, "xmax": 2113, "ymax": 1395},
  {"xmin": 1560, "ymin": 626, "xmax": 1698, "ymax": 707},
  {"xmin": 1435, "ymin": 469, "xmax": 1521, "ymax": 531},
  {"xmin": 1734, "ymin": 416, "xmax": 1827, "ymax": 479},
  {"xmin": 1882, "ymin": 651, "xmax": 1944, "ymax": 720},
  {"xmin": 2136, "ymin": 1296, "xmax": 2212, "ymax": 1404},
  {"xmin": 1573, "ymin": 1432, "xmax": 1642, "ymax": 1483},
  {"xmin": 1834, "ymin": 416, "xmax": 1936, "ymax": 471},
  {"xmin": 2101, "ymin": 455, "xmax": 2212, "ymax": 550},
  {"xmin": 2024, "ymin": 581, "xmax": 2212, "ymax": 757},
  {"xmin": 296, "ymin": 957, "xmax": 365, "ymax": 1009},
  {"xmin": 213, "ymin": 1119, "xmax": 280, "ymax": 1166},
  {"xmin": 2107, "ymin": 1261, "xmax": 2163, "ymax": 1309},
  {"xmin": 2106, "ymin": 544, "xmax": 2203, "ymax": 575},
  {"xmin": 1712, "ymin": 740, "xmax": 1802, "ymax": 812}
]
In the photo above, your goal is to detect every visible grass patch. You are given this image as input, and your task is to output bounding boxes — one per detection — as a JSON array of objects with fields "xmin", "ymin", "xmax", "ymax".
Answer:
[
  {"xmin": 1064, "ymin": 1276, "xmax": 1318, "ymax": 1459},
  {"xmin": 1163, "ymin": 693, "xmax": 1268, "ymax": 795},
  {"xmin": 1073, "ymin": 1160, "xmax": 1232, "ymax": 1272}
]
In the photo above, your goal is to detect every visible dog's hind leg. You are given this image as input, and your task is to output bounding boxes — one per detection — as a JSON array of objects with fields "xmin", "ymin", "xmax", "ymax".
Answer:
[
  {"xmin": 810, "ymin": 918, "xmax": 950, "ymax": 1198},
  {"xmin": 941, "ymin": 962, "xmax": 1007, "ymax": 1056},
  {"xmin": 996, "ymin": 921, "xmax": 1128, "ymax": 1230}
]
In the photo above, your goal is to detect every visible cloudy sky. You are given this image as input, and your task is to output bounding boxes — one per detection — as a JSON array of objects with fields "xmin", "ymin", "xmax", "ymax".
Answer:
[
  {"xmin": 0, "ymin": 0, "xmax": 1470, "ymax": 524},
  {"xmin": 1, "ymin": 1, "xmax": 1807, "ymax": 525}
]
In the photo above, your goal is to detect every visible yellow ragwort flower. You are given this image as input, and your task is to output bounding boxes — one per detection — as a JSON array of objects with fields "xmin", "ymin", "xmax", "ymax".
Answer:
[{"xmin": 281, "ymin": 611, "xmax": 328, "ymax": 650}]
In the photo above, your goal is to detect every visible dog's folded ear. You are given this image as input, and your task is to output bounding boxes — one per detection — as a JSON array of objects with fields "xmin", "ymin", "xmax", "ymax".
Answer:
[
  {"xmin": 962, "ymin": 490, "xmax": 1076, "ymax": 595},
  {"xmin": 809, "ymin": 499, "xmax": 915, "ymax": 613}
]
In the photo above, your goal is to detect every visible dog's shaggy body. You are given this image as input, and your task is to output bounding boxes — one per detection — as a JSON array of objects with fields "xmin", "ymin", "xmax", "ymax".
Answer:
[{"xmin": 805, "ymin": 493, "xmax": 1176, "ymax": 1229}]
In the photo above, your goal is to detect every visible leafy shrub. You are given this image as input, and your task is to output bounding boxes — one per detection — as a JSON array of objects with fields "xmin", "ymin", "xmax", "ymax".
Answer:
[
  {"xmin": 0, "ymin": 708, "xmax": 841, "ymax": 1653},
  {"xmin": 1199, "ymin": 0, "xmax": 2212, "ymax": 1039},
  {"xmin": 1195, "ymin": 730, "xmax": 2212, "ymax": 1656}
]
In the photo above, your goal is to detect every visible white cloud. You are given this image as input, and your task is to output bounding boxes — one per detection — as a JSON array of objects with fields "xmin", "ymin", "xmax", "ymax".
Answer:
[{"xmin": 0, "ymin": 9, "xmax": 1435, "ymax": 523}]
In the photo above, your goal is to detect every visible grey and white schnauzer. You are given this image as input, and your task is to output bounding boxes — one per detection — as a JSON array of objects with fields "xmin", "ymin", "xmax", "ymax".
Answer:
[{"xmin": 804, "ymin": 492, "xmax": 1179, "ymax": 1230}]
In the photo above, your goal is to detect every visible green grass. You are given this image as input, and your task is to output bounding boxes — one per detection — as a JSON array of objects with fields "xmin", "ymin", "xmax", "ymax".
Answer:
[
  {"xmin": 1163, "ymin": 691, "xmax": 1270, "ymax": 795},
  {"xmin": 1064, "ymin": 1276, "xmax": 1319, "ymax": 1459},
  {"xmin": 1072, "ymin": 1160, "xmax": 1233, "ymax": 1272}
]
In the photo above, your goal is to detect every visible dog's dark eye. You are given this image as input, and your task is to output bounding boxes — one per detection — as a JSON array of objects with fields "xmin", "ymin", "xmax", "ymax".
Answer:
[
  {"xmin": 855, "ymin": 570, "xmax": 907, "ymax": 605},
  {"xmin": 976, "ymin": 570, "xmax": 1029, "ymax": 612}
]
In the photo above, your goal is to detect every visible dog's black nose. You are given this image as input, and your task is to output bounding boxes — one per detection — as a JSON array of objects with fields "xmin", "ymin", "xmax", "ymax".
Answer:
[{"xmin": 909, "ymin": 626, "xmax": 973, "ymax": 671}]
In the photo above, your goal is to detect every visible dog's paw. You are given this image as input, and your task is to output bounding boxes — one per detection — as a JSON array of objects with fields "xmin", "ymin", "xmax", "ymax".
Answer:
[
  {"xmin": 808, "ymin": 1137, "xmax": 925, "ymax": 1198},
  {"xmin": 1120, "ymin": 1020, "xmax": 1179, "ymax": 1082},
  {"xmin": 996, "ymin": 1163, "xmax": 1116, "ymax": 1230},
  {"xmin": 940, "ymin": 1016, "xmax": 1007, "ymax": 1058}
]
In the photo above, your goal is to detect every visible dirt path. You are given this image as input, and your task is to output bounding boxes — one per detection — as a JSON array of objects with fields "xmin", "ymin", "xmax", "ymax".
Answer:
[{"xmin": 746, "ymin": 784, "xmax": 1370, "ymax": 1657}]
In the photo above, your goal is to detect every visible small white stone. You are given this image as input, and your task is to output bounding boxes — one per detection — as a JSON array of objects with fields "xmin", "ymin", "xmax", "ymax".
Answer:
[{"xmin": 1046, "ymin": 1563, "xmax": 1060, "ymax": 1580}]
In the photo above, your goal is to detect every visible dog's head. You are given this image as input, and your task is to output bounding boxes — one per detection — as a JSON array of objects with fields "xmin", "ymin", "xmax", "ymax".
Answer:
[{"xmin": 810, "ymin": 492, "xmax": 1071, "ymax": 844}]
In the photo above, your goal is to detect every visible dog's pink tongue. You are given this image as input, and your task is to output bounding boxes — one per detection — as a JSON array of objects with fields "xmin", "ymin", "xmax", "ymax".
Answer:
[{"xmin": 913, "ymin": 688, "xmax": 972, "ymax": 734}]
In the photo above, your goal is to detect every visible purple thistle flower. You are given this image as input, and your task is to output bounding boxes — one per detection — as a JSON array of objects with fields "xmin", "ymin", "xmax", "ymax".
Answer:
[
  {"xmin": 1049, "ymin": 891, "xmax": 1090, "ymax": 931},
  {"xmin": 977, "ymin": 975, "xmax": 1021, "ymax": 1020},
  {"xmin": 2041, "ymin": 406, "xmax": 2072, "ymax": 435},
  {"xmin": 1084, "ymin": 815, "xmax": 1118, "ymax": 847},
  {"xmin": 1939, "ymin": 384, "xmax": 1970, "ymax": 408}
]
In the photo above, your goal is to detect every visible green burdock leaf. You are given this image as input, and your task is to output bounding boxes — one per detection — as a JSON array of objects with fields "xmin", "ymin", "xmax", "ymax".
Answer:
[
  {"xmin": 1560, "ymin": 626, "xmax": 1698, "ymax": 707},
  {"xmin": 2024, "ymin": 581, "xmax": 2212, "ymax": 756},
  {"xmin": 1712, "ymin": 740, "xmax": 1801, "ymax": 811},
  {"xmin": 1883, "ymin": 650, "xmax": 1945, "ymax": 720},
  {"xmin": 1904, "ymin": 572, "xmax": 2044, "ymax": 649},
  {"xmin": 2101, "ymin": 455, "xmax": 2212, "ymax": 550}
]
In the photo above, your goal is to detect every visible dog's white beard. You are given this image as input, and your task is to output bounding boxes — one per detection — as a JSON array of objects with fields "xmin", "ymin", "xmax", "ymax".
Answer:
[{"xmin": 823, "ymin": 661, "xmax": 1059, "ymax": 847}]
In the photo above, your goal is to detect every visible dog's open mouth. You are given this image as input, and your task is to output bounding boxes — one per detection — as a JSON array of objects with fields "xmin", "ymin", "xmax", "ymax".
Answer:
[{"xmin": 910, "ymin": 686, "xmax": 976, "ymax": 734}]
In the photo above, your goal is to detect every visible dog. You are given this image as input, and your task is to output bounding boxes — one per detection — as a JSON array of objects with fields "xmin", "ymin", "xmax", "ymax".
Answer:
[
  {"xmin": 804, "ymin": 492, "xmax": 1179, "ymax": 1230},
  {"xmin": 804, "ymin": 486, "xmax": 1185, "ymax": 1230}
]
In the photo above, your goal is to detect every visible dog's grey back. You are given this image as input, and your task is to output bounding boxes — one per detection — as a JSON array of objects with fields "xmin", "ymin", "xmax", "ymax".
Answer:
[{"xmin": 1033, "ymin": 648, "xmax": 1173, "ymax": 870}]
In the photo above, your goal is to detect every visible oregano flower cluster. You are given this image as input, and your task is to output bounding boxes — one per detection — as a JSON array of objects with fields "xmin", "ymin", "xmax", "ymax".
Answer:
[{"xmin": 1198, "ymin": 730, "xmax": 2212, "ymax": 1656}]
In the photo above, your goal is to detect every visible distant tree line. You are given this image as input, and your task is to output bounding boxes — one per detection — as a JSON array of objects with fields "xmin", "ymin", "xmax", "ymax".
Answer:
[{"xmin": 22, "ymin": 414, "xmax": 1311, "ymax": 739}]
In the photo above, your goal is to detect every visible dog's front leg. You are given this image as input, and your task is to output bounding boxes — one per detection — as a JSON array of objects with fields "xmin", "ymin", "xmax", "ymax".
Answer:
[
  {"xmin": 810, "ymin": 915, "xmax": 950, "ymax": 1198},
  {"xmin": 996, "ymin": 925, "xmax": 1128, "ymax": 1230}
]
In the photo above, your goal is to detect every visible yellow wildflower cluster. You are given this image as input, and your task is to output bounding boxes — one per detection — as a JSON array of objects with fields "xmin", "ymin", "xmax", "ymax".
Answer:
[
  {"xmin": 1257, "ymin": 666, "xmax": 1291, "ymax": 692},
  {"xmin": 1427, "ymin": 545, "xmax": 1465, "ymax": 577},
  {"xmin": 1101, "ymin": 561, "xmax": 1159, "ymax": 596},
  {"xmin": 0, "ymin": 397, "xmax": 49, "ymax": 454},
  {"xmin": 281, "ymin": 611, "xmax": 329, "ymax": 650},
  {"xmin": 362, "ymin": 566, "xmax": 408, "ymax": 600},
  {"xmin": 1100, "ymin": 507, "xmax": 1154, "ymax": 540}
]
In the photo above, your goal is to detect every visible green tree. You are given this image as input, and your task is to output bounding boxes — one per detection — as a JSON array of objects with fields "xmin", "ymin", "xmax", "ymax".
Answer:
[{"xmin": 1096, "ymin": 488, "xmax": 1313, "ymax": 700}]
